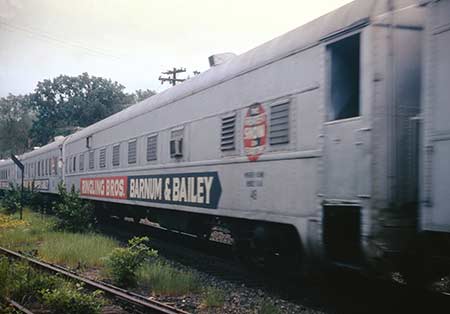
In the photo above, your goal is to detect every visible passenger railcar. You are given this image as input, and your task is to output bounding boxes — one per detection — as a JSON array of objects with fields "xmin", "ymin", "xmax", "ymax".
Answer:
[
  {"xmin": 0, "ymin": 137, "xmax": 65, "ymax": 194},
  {"xmin": 1, "ymin": 0, "xmax": 449, "ymax": 278},
  {"xmin": 62, "ymin": 0, "xmax": 425, "ymax": 273},
  {"xmin": 0, "ymin": 159, "xmax": 15, "ymax": 190}
]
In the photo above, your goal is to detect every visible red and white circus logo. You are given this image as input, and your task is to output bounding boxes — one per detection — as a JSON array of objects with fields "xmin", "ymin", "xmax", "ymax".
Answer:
[{"xmin": 243, "ymin": 103, "xmax": 267, "ymax": 161}]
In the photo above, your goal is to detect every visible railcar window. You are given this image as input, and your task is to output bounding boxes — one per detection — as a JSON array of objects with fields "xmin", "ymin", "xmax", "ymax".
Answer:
[
  {"xmin": 327, "ymin": 34, "xmax": 360, "ymax": 121},
  {"xmin": 79, "ymin": 154, "xmax": 84, "ymax": 171},
  {"xmin": 99, "ymin": 148, "xmax": 106, "ymax": 168},
  {"xmin": 128, "ymin": 140, "xmax": 137, "ymax": 164},
  {"xmin": 146, "ymin": 135, "xmax": 158, "ymax": 161},
  {"xmin": 54, "ymin": 157, "xmax": 58, "ymax": 175},
  {"xmin": 86, "ymin": 136, "xmax": 92, "ymax": 148},
  {"xmin": 270, "ymin": 102, "xmax": 290, "ymax": 145},
  {"xmin": 221, "ymin": 114, "xmax": 236, "ymax": 151},
  {"xmin": 170, "ymin": 129, "xmax": 183, "ymax": 158},
  {"xmin": 72, "ymin": 156, "xmax": 76, "ymax": 172},
  {"xmin": 89, "ymin": 151, "xmax": 95, "ymax": 170},
  {"xmin": 112, "ymin": 144, "xmax": 120, "ymax": 166}
]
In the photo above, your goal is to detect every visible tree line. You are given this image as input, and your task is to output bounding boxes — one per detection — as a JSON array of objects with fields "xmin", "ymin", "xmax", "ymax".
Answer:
[{"xmin": 0, "ymin": 73, "xmax": 155, "ymax": 158}]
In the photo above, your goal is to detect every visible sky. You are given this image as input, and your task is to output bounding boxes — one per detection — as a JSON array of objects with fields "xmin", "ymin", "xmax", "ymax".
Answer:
[{"xmin": 0, "ymin": 0, "xmax": 353, "ymax": 97}]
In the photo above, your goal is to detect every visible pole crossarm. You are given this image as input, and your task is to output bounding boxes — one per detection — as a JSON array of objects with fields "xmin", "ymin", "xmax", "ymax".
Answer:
[{"xmin": 158, "ymin": 67, "xmax": 187, "ymax": 86}]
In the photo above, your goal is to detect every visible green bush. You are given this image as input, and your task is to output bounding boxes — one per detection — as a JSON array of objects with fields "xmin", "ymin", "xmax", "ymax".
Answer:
[
  {"xmin": 0, "ymin": 258, "xmax": 60, "ymax": 304},
  {"xmin": 28, "ymin": 187, "xmax": 44, "ymax": 213},
  {"xmin": 52, "ymin": 183, "xmax": 94, "ymax": 232},
  {"xmin": 40, "ymin": 283, "xmax": 103, "ymax": 314},
  {"xmin": 1, "ymin": 184, "xmax": 44, "ymax": 215},
  {"xmin": 104, "ymin": 236, "xmax": 157, "ymax": 287},
  {"xmin": 8, "ymin": 261, "xmax": 60, "ymax": 304},
  {"xmin": 0, "ymin": 257, "xmax": 104, "ymax": 313},
  {"xmin": 1, "ymin": 184, "xmax": 21, "ymax": 214}
]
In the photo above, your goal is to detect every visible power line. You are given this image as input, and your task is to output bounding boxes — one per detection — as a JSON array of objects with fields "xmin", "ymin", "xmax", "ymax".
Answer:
[{"xmin": 0, "ymin": 20, "xmax": 121, "ymax": 60}]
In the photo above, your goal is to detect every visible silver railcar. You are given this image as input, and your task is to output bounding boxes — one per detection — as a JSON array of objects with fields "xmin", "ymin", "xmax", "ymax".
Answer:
[{"xmin": 62, "ymin": 0, "xmax": 424, "ymax": 273}]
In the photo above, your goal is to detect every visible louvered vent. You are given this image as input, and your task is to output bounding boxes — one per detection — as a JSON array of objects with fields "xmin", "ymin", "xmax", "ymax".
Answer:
[
  {"xmin": 221, "ymin": 114, "xmax": 236, "ymax": 151},
  {"xmin": 270, "ymin": 102, "xmax": 290, "ymax": 145},
  {"xmin": 99, "ymin": 148, "xmax": 106, "ymax": 168},
  {"xmin": 128, "ymin": 140, "xmax": 137, "ymax": 164},
  {"xmin": 147, "ymin": 135, "xmax": 157, "ymax": 161},
  {"xmin": 112, "ymin": 144, "xmax": 120, "ymax": 166},
  {"xmin": 89, "ymin": 151, "xmax": 95, "ymax": 169}
]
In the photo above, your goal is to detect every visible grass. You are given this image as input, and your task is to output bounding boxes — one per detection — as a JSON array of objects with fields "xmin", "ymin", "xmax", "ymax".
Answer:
[
  {"xmin": 137, "ymin": 260, "xmax": 200, "ymax": 296},
  {"xmin": 201, "ymin": 286, "xmax": 225, "ymax": 308},
  {"xmin": 0, "ymin": 209, "xmax": 54, "ymax": 251},
  {"xmin": 39, "ymin": 232, "xmax": 117, "ymax": 268},
  {"xmin": 0, "ymin": 207, "xmax": 201, "ymax": 298},
  {"xmin": 0, "ymin": 208, "xmax": 117, "ymax": 268}
]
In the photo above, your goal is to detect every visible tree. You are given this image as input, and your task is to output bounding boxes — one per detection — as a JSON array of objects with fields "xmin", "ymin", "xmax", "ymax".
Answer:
[
  {"xmin": 133, "ymin": 89, "xmax": 156, "ymax": 103},
  {"xmin": 0, "ymin": 94, "xmax": 33, "ymax": 157},
  {"xmin": 29, "ymin": 73, "xmax": 134, "ymax": 146}
]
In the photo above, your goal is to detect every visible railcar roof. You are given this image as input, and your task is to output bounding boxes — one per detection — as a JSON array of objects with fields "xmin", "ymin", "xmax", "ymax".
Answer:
[
  {"xmin": 67, "ymin": 0, "xmax": 417, "ymax": 144},
  {"xmin": 0, "ymin": 159, "xmax": 13, "ymax": 167},
  {"xmin": 19, "ymin": 137, "xmax": 66, "ymax": 160}
]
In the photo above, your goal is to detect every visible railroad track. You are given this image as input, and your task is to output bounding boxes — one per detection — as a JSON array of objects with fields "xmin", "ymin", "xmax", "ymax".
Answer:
[
  {"xmin": 6, "ymin": 298, "xmax": 34, "ymax": 314},
  {"xmin": 0, "ymin": 246, "xmax": 190, "ymax": 314}
]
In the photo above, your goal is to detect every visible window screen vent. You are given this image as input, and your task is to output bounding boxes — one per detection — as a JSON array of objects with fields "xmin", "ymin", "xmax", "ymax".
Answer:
[
  {"xmin": 270, "ymin": 102, "xmax": 290, "ymax": 145},
  {"xmin": 99, "ymin": 148, "xmax": 106, "ymax": 168},
  {"xmin": 221, "ymin": 114, "xmax": 236, "ymax": 151},
  {"xmin": 146, "ymin": 135, "xmax": 157, "ymax": 161},
  {"xmin": 79, "ymin": 154, "xmax": 84, "ymax": 171},
  {"xmin": 112, "ymin": 144, "xmax": 120, "ymax": 166},
  {"xmin": 89, "ymin": 151, "xmax": 95, "ymax": 170},
  {"xmin": 170, "ymin": 129, "xmax": 184, "ymax": 158},
  {"xmin": 128, "ymin": 140, "xmax": 137, "ymax": 164}
]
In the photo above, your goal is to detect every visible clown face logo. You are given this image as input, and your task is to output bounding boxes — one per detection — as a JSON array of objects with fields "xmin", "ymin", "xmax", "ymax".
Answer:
[{"xmin": 243, "ymin": 103, "xmax": 267, "ymax": 161}]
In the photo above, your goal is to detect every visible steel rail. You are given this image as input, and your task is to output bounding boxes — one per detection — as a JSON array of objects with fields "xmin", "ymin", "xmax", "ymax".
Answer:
[
  {"xmin": 0, "ymin": 246, "xmax": 190, "ymax": 314},
  {"xmin": 6, "ymin": 298, "xmax": 35, "ymax": 314}
]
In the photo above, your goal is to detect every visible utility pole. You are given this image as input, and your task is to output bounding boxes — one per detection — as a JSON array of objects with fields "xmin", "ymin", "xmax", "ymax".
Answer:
[
  {"xmin": 10, "ymin": 154, "xmax": 24, "ymax": 220},
  {"xmin": 158, "ymin": 67, "xmax": 186, "ymax": 86}
]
